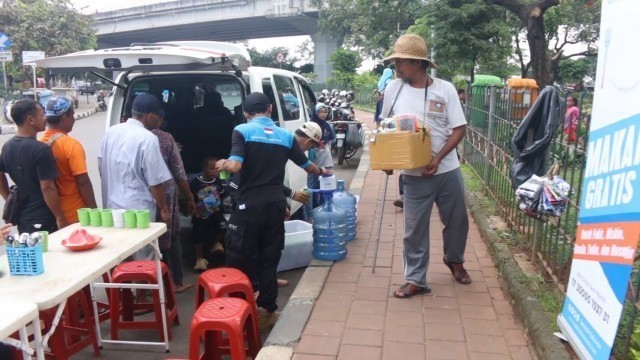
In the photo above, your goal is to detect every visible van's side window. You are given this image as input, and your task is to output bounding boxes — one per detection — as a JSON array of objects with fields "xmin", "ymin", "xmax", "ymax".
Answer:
[
  {"xmin": 297, "ymin": 82, "xmax": 316, "ymax": 121},
  {"xmin": 273, "ymin": 75, "xmax": 300, "ymax": 121},
  {"xmin": 261, "ymin": 78, "xmax": 280, "ymax": 124}
]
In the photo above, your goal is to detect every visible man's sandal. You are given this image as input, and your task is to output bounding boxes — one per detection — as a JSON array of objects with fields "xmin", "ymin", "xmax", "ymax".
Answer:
[
  {"xmin": 443, "ymin": 257, "xmax": 472, "ymax": 285},
  {"xmin": 393, "ymin": 283, "xmax": 431, "ymax": 299}
]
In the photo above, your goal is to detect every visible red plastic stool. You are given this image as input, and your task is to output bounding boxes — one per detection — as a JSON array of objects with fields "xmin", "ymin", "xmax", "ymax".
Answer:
[
  {"xmin": 110, "ymin": 260, "xmax": 180, "ymax": 342},
  {"xmin": 38, "ymin": 290, "xmax": 100, "ymax": 360},
  {"xmin": 196, "ymin": 267, "xmax": 260, "ymax": 345},
  {"xmin": 189, "ymin": 297, "xmax": 261, "ymax": 360}
]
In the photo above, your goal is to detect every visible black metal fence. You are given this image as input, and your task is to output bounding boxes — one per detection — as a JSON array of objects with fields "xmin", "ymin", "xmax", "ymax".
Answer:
[
  {"xmin": 463, "ymin": 85, "xmax": 590, "ymax": 283},
  {"xmin": 463, "ymin": 85, "xmax": 640, "ymax": 358}
]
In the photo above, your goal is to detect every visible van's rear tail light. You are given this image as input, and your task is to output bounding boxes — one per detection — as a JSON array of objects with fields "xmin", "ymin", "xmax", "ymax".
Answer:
[{"xmin": 103, "ymin": 58, "xmax": 122, "ymax": 69}]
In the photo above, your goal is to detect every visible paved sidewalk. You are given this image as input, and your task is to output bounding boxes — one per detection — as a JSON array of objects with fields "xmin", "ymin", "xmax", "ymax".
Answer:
[{"xmin": 291, "ymin": 110, "xmax": 533, "ymax": 360}]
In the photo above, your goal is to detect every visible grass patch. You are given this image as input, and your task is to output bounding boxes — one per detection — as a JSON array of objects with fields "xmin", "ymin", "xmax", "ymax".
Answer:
[
  {"xmin": 461, "ymin": 164, "xmax": 483, "ymax": 193},
  {"xmin": 462, "ymin": 163, "xmax": 564, "ymax": 331},
  {"xmin": 460, "ymin": 164, "xmax": 500, "ymax": 213},
  {"xmin": 354, "ymin": 104, "xmax": 375, "ymax": 113}
]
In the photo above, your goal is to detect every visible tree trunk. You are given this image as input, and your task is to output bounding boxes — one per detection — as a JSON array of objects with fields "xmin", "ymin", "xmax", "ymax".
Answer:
[{"xmin": 526, "ymin": 11, "xmax": 553, "ymax": 86}]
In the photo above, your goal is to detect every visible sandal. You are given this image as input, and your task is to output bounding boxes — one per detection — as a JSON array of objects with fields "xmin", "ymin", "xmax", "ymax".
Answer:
[
  {"xmin": 443, "ymin": 257, "xmax": 472, "ymax": 284},
  {"xmin": 393, "ymin": 282, "xmax": 431, "ymax": 298},
  {"xmin": 174, "ymin": 283, "xmax": 194, "ymax": 293}
]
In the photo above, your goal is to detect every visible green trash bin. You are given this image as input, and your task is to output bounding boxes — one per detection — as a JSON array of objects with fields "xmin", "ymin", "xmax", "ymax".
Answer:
[{"xmin": 470, "ymin": 75, "xmax": 504, "ymax": 129}]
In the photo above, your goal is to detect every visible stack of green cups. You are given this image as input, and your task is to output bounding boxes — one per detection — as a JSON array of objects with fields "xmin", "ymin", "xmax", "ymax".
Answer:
[
  {"xmin": 77, "ymin": 208, "xmax": 91, "ymax": 226},
  {"xmin": 124, "ymin": 210, "xmax": 137, "ymax": 229}
]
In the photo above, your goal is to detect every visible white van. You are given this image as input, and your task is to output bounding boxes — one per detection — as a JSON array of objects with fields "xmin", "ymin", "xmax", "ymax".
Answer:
[{"xmin": 31, "ymin": 41, "xmax": 318, "ymax": 215}]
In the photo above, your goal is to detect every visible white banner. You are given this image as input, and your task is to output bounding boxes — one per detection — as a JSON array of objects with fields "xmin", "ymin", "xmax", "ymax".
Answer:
[
  {"xmin": 22, "ymin": 51, "xmax": 45, "ymax": 64},
  {"xmin": 557, "ymin": 1, "xmax": 640, "ymax": 359},
  {"xmin": 0, "ymin": 51, "xmax": 12, "ymax": 62}
]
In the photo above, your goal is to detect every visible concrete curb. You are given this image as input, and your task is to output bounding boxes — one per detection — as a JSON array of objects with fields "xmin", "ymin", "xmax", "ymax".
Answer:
[
  {"xmin": 0, "ymin": 105, "xmax": 100, "ymax": 135},
  {"xmin": 465, "ymin": 190, "xmax": 571, "ymax": 360},
  {"xmin": 257, "ymin": 124, "xmax": 372, "ymax": 359}
]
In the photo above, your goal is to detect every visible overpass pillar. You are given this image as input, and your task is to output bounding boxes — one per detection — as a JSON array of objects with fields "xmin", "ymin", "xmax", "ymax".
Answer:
[{"xmin": 311, "ymin": 33, "xmax": 339, "ymax": 84}]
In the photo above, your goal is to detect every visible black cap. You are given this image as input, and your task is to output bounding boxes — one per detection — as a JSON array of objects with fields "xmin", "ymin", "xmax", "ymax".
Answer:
[
  {"xmin": 243, "ymin": 92, "xmax": 271, "ymax": 114},
  {"xmin": 132, "ymin": 93, "xmax": 165, "ymax": 118}
]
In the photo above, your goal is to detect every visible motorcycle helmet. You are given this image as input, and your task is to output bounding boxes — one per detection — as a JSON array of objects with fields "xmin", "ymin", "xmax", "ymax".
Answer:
[
  {"xmin": 332, "ymin": 89, "xmax": 339, "ymax": 97},
  {"xmin": 3, "ymin": 100, "xmax": 16, "ymax": 123},
  {"xmin": 346, "ymin": 91, "xmax": 355, "ymax": 102},
  {"xmin": 339, "ymin": 108, "xmax": 352, "ymax": 121},
  {"xmin": 339, "ymin": 90, "xmax": 347, "ymax": 98},
  {"xmin": 317, "ymin": 95, "xmax": 326, "ymax": 103},
  {"xmin": 321, "ymin": 89, "xmax": 329, "ymax": 96}
]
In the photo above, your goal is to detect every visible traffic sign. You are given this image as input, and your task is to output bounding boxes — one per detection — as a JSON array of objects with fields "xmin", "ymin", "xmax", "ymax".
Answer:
[
  {"xmin": 0, "ymin": 51, "xmax": 12, "ymax": 62},
  {"xmin": 22, "ymin": 51, "xmax": 45, "ymax": 64},
  {"xmin": 0, "ymin": 33, "xmax": 11, "ymax": 51}
]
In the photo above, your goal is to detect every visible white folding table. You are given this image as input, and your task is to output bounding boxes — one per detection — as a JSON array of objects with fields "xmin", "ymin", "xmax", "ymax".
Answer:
[
  {"xmin": 0, "ymin": 301, "xmax": 44, "ymax": 360},
  {"xmin": 0, "ymin": 222, "xmax": 169, "ymax": 353}
]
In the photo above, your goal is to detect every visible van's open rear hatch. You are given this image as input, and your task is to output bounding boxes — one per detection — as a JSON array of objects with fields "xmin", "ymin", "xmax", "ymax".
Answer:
[{"xmin": 28, "ymin": 41, "xmax": 251, "ymax": 74}]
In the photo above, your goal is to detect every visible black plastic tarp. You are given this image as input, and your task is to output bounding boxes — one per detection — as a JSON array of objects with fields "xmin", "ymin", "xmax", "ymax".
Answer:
[{"xmin": 509, "ymin": 86, "xmax": 563, "ymax": 188}]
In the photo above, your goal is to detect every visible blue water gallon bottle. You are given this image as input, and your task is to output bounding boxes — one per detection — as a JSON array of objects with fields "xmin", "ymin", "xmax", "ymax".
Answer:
[
  {"xmin": 332, "ymin": 179, "xmax": 357, "ymax": 241},
  {"xmin": 312, "ymin": 190, "xmax": 348, "ymax": 261}
]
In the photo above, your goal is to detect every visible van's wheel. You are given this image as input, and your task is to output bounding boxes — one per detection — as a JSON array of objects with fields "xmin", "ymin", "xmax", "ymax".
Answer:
[{"xmin": 337, "ymin": 146, "xmax": 345, "ymax": 165}]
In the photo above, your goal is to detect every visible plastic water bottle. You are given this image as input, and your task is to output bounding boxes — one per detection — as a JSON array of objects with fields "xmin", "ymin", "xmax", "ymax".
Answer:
[
  {"xmin": 312, "ymin": 190, "xmax": 348, "ymax": 261},
  {"xmin": 332, "ymin": 180, "xmax": 357, "ymax": 241}
]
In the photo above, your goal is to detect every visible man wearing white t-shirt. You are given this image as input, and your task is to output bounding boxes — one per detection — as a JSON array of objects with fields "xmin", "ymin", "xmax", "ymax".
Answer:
[{"xmin": 380, "ymin": 34, "xmax": 471, "ymax": 299}]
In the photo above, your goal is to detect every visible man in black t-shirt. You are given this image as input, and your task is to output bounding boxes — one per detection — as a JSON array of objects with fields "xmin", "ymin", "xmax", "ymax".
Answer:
[{"xmin": 0, "ymin": 100, "xmax": 68, "ymax": 233}]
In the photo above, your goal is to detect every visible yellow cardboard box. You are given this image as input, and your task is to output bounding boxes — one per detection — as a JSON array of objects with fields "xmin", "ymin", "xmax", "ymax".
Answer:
[{"xmin": 369, "ymin": 129, "xmax": 432, "ymax": 170}]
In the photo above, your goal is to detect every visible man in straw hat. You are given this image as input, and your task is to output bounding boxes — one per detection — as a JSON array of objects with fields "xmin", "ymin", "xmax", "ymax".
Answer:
[{"xmin": 380, "ymin": 34, "xmax": 471, "ymax": 298}]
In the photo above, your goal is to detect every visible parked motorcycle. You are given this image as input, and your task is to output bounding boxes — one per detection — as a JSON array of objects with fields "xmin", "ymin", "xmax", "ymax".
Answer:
[
  {"xmin": 97, "ymin": 91, "xmax": 108, "ymax": 112},
  {"xmin": 331, "ymin": 108, "xmax": 364, "ymax": 165}
]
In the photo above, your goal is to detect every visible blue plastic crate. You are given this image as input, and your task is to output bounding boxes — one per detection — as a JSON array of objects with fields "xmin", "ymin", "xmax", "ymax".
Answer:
[{"xmin": 6, "ymin": 244, "xmax": 44, "ymax": 275}]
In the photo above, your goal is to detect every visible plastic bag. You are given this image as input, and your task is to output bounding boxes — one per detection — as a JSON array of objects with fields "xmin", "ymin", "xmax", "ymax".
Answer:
[{"xmin": 516, "ymin": 174, "xmax": 571, "ymax": 218}]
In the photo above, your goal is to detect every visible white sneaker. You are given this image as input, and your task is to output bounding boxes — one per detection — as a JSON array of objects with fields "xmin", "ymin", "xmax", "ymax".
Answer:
[{"xmin": 193, "ymin": 258, "xmax": 208, "ymax": 271}]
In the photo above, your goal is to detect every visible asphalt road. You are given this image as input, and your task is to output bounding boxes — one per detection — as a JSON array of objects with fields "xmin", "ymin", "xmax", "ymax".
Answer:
[{"xmin": 0, "ymin": 109, "xmax": 362, "ymax": 359}]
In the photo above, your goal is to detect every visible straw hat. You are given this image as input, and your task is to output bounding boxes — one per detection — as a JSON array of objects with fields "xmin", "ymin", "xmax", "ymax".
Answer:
[{"xmin": 383, "ymin": 34, "xmax": 438, "ymax": 68}]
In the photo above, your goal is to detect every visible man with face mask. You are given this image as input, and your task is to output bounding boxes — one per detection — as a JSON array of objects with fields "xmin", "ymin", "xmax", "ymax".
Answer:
[{"xmin": 98, "ymin": 93, "xmax": 172, "ymax": 260}]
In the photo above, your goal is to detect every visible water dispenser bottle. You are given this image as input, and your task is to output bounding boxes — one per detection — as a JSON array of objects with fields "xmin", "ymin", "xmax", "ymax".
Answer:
[
  {"xmin": 311, "ymin": 175, "xmax": 348, "ymax": 261},
  {"xmin": 332, "ymin": 180, "xmax": 357, "ymax": 241}
]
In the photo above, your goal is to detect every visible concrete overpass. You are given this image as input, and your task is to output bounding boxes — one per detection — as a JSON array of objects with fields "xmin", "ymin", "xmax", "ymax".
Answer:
[{"xmin": 92, "ymin": 0, "xmax": 338, "ymax": 81}]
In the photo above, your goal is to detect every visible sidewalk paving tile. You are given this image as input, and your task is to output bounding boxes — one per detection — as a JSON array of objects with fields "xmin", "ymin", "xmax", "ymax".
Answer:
[
  {"xmin": 292, "ymin": 109, "xmax": 532, "ymax": 360},
  {"xmin": 338, "ymin": 344, "xmax": 382, "ymax": 360}
]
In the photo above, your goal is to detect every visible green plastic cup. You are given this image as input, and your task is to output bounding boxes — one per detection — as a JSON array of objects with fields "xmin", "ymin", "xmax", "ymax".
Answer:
[
  {"xmin": 77, "ymin": 208, "xmax": 91, "ymax": 226},
  {"xmin": 136, "ymin": 210, "xmax": 150, "ymax": 229},
  {"xmin": 101, "ymin": 209, "xmax": 114, "ymax": 227},
  {"xmin": 124, "ymin": 210, "xmax": 137, "ymax": 229},
  {"xmin": 89, "ymin": 209, "xmax": 102, "ymax": 227},
  {"xmin": 219, "ymin": 170, "xmax": 230, "ymax": 180},
  {"xmin": 39, "ymin": 231, "xmax": 49, "ymax": 252}
]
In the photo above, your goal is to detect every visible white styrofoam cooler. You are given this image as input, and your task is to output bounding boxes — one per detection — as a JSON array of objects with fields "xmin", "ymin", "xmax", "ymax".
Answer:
[{"xmin": 278, "ymin": 220, "xmax": 313, "ymax": 272}]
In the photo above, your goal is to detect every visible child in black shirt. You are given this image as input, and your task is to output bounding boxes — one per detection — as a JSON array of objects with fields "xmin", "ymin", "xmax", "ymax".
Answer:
[{"xmin": 190, "ymin": 157, "xmax": 227, "ymax": 271}]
